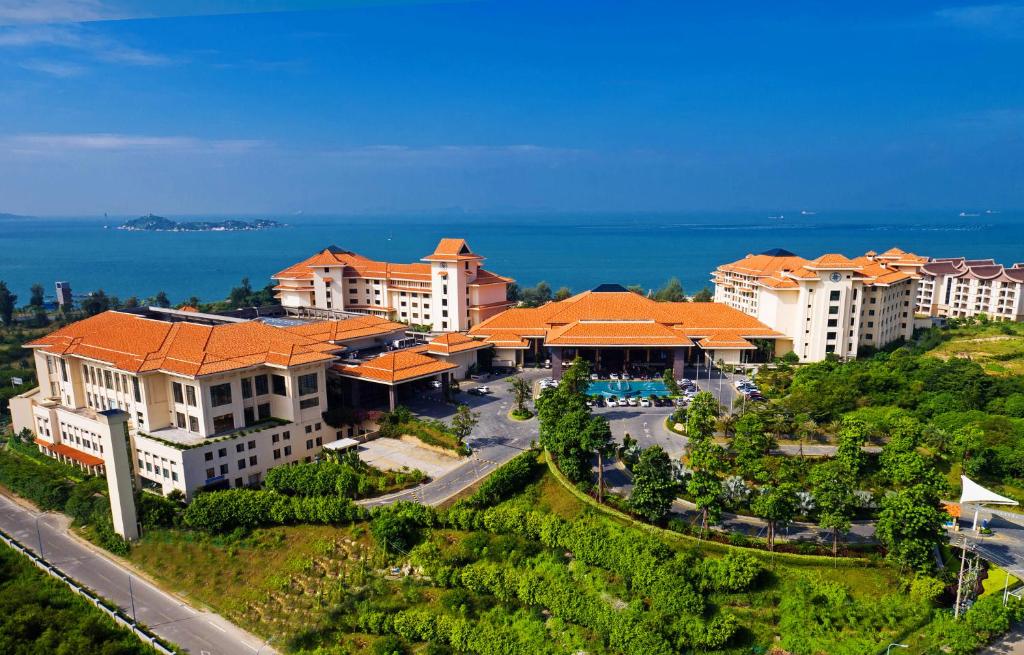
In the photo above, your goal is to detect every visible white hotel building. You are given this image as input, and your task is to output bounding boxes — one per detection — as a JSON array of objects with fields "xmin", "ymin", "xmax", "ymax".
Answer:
[
  {"xmin": 273, "ymin": 238, "xmax": 513, "ymax": 332},
  {"xmin": 916, "ymin": 258, "xmax": 1024, "ymax": 321},
  {"xmin": 11, "ymin": 309, "xmax": 410, "ymax": 502},
  {"xmin": 713, "ymin": 248, "xmax": 921, "ymax": 361}
]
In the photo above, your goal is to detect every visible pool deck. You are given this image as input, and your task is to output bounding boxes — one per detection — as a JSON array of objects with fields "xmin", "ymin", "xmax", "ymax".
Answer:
[{"xmin": 587, "ymin": 379, "xmax": 671, "ymax": 398}]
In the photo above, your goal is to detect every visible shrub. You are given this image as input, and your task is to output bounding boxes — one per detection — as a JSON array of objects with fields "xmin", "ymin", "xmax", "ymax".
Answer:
[{"xmin": 461, "ymin": 450, "xmax": 540, "ymax": 508}]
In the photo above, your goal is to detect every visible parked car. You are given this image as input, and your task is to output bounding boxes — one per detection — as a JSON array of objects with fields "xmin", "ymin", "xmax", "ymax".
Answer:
[
  {"xmin": 590, "ymin": 374, "xmax": 599, "ymax": 381},
  {"xmin": 617, "ymin": 398, "xmax": 629, "ymax": 407},
  {"xmin": 543, "ymin": 359, "xmax": 551, "ymax": 369},
  {"xmin": 609, "ymin": 372, "xmax": 620, "ymax": 380},
  {"xmin": 476, "ymin": 385, "xmax": 491, "ymax": 394},
  {"xmin": 675, "ymin": 397, "xmax": 687, "ymax": 407},
  {"xmin": 639, "ymin": 397, "xmax": 652, "ymax": 407},
  {"xmin": 429, "ymin": 379, "xmax": 442, "ymax": 389},
  {"xmin": 627, "ymin": 397, "xmax": 639, "ymax": 406},
  {"xmin": 467, "ymin": 388, "xmax": 484, "ymax": 396}
]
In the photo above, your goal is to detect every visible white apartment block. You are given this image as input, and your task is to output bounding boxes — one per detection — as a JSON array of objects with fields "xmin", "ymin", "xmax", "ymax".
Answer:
[
  {"xmin": 11, "ymin": 309, "xmax": 408, "ymax": 500},
  {"xmin": 916, "ymin": 258, "xmax": 1024, "ymax": 321},
  {"xmin": 713, "ymin": 248, "xmax": 919, "ymax": 361},
  {"xmin": 273, "ymin": 238, "xmax": 513, "ymax": 332}
]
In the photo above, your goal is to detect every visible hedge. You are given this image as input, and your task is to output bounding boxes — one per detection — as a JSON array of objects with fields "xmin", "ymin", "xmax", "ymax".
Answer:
[{"xmin": 183, "ymin": 488, "xmax": 366, "ymax": 532}]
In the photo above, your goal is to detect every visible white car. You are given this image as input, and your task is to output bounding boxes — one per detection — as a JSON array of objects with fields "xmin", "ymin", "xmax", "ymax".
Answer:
[
  {"xmin": 617, "ymin": 398, "xmax": 629, "ymax": 407},
  {"xmin": 639, "ymin": 397, "xmax": 652, "ymax": 407},
  {"xmin": 543, "ymin": 359, "xmax": 551, "ymax": 368},
  {"xmin": 429, "ymin": 379, "xmax": 442, "ymax": 389},
  {"xmin": 610, "ymin": 373, "xmax": 620, "ymax": 380},
  {"xmin": 590, "ymin": 374, "xmax": 599, "ymax": 380},
  {"xmin": 627, "ymin": 397, "xmax": 639, "ymax": 406},
  {"xmin": 476, "ymin": 385, "xmax": 491, "ymax": 394}
]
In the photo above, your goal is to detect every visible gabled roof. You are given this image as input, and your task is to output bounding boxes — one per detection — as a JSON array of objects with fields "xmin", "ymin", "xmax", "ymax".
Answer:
[
  {"xmin": 470, "ymin": 290, "xmax": 783, "ymax": 350},
  {"xmin": 421, "ymin": 238, "xmax": 483, "ymax": 262},
  {"xmin": 426, "ymin": 332, "xmax": 491, "ymax": 356},
  {"xmin": 25, "ymin": 311, "xmax": 398, "ymax": 377},
  {"xmin": 333, "ymin": 351, "xmax": 457, "ymax": 385}
]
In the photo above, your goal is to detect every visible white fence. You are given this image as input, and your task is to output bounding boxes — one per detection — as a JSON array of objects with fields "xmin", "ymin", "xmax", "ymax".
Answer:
[{"xmin": 0, "ymin": 528, "xmax": 177, "ymax": 654}]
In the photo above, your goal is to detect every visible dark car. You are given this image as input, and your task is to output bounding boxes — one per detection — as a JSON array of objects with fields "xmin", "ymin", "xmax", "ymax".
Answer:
[{"xmin": 467, "ymin": 388, "xmax": 484, "ymax": 396}]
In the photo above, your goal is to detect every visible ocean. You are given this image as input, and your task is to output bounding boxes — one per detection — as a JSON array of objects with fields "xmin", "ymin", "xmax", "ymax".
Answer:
[{"xmin": 1, "ymin": 211, "xmax": 1021, "ymax": 304}]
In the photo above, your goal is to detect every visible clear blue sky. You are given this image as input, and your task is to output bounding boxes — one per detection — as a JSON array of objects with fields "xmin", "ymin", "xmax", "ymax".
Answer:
[{"xmin": 0, "ymin": 1, "xmax": 1021, "ymax": 215}]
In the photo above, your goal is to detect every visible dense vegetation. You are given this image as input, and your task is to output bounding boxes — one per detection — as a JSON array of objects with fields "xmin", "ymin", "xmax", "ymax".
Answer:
[
  {"xmin": 0, "ymin": 546, "xmax": 156, "ymax": 655},
  {"xmin": 377, "ymin": 405, "xmax": 474, "ymax": 456}
]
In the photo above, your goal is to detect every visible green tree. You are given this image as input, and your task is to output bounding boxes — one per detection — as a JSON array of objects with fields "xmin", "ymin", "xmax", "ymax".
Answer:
[
  {"xmin": 122, "ymin": 295, "xmax": 140, "ymax": 308},
  {"xmin": 553, "ymin": 286, "xmax": 572, "ymax": 301},
  {"xmin": 519, "ymin": 282, "xmax": 552, "ymax": 308},
  {"xmin": 537, "ymin": 358, "xmax": 611, "ymax": 486},
  {"xmin": 809, "ymin": 460, "xmax": 857, "ymax": 556},
  {"xmin": 0, "ymin": 281, "xmax": 17, "ymax": 325},
  {"xmin": 626, "ymin": 284, "xmax": 646, "ymax": 296},
  {"xmin": 449, "ymin": 404, "xmax": 479, "ymax": 449},
  {"xmin": 653, "ymin": 277, "xmax": 686, "ymax": 302},
  {"xmin": 80, "ymin": 290, "xmax": 110, "ymax": 316},
  {"xmin": 835, "ymin": 416, "xmax": 869, "ymax": 476},
  {"xmin": 629, "ymin": 445, "xmax": 678, "ymax": 522},
  {"xmin": 875, "ymin": 483, "xmax": 947, "ymax": 571},
  {"xmin": 730, "ymin": 412, "xmax": 776, "ymax": 474},
  {"xmin": 152, "ymin": 290, "xmax": 171, "ymax": 308},
  {"xmin": 228, "ymin": 277, "xmax": 254, "ymax": 308},
  {"xmin": 29, "ymin": 283, "xmax": 44, "ymax": 307},
  {"xmin": 686, "ymin": 391, "xmax": 718, "ymax": 439},
  {"xmin": 509, "ymin": 376, "xmax": 532, "ymax": 416},
  {"xmin": 662, "ymin": 369, "xmax": 681, "ymax": 395},
  {"xmin": 691, "ymin": 287, "xmax": 713, "ymax": 302},
  {"xmin": 750, "ymin": 482, "xmax": 799, "ymax": 551}
]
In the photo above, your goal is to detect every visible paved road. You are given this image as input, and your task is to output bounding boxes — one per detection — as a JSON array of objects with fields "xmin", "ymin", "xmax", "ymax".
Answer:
[
  {"xmin": 0, "ymin": 493, "xmax": 271, "ymax": 655},
  {"xmin": 358, "ymin": 370, "xmax": 540, "ymax": 508}
]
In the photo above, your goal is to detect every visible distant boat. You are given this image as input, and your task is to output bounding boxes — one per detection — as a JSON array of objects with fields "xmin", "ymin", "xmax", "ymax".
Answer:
[
  {"xmin": 960, "ymin": 211, "xmax": 981, "ymax": 217},
  {"xmin": 800, "ymin": 210, "xmax": 816, "ymax": 216},
  {"xmin": 985, "ymin": 209, "xmax": 1000, "ymax": 215},
  {"xmin": 768, "ymin": 214, "xmax": 785, "ymax": 220}
]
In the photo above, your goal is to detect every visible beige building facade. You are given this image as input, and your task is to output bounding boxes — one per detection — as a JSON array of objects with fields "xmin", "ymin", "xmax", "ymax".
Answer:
[
  {"xmin": 273, "ymin": 238, "xmax": 513, "ymax": 332},
  {"xmin": 713, "ymin": 248, "xmax": 919, "ymax": 361}
]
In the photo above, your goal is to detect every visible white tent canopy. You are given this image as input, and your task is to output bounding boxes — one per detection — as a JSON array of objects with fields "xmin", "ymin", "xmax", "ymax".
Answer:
[
  {"xmin": 959, "ymin": 475, "xmax": 1019, "ymax": 506},
  {"xmin": 959, "ymin": 475, "xmax": 1018, "ymax": 531}
]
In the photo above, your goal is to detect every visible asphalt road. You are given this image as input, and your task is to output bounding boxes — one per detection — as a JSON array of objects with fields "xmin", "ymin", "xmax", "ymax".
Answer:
[{"xmin": 0, "ymin": 493, "xmax": 272, "ymax": 655}]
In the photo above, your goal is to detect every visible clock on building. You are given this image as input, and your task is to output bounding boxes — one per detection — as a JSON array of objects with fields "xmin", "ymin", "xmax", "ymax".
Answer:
[{"xmin": 830, "ymin": 272, "xmax": 842, "ymax": 282}]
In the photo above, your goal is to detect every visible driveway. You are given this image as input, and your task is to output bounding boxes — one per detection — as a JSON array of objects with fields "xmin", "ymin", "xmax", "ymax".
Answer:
[{"xmin": 357, "ymin": 438, "xmax": 463, "ymax": 479}]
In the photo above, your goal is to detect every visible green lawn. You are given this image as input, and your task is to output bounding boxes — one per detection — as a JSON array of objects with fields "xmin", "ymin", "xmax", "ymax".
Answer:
[{"xmin": 927, "ymin": 324, "xmax": 1024, "ymax": 376}]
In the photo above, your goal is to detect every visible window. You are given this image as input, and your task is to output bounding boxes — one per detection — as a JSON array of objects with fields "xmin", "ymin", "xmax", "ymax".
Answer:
[
  {"xmin": 220, "ymin": 464, "xmax": 229, "ymax": 475},
  {"xmin": 132, "ymin": 377, "xmax": 142, "ymax": 402},
  {"xmin": 273, "ymin": 448, "xmax": 281, "ymax": 460},
  {"xmin": 249, "ymin": 455, "xmax": 257, "ymax": 466},
  {"xmin": 272, "ymin": 434, "xmax": 279, "ymax": 443},
  {"xmin": 272, "ymin": 375, "xmax": 287, "ymax": 396},
  {"xmin": 825, "ymin": 344, "xmax": 836, "ymax": 353},
  {"xmin": 172, "ymin": 382, "xmax": 184, "ymax": 404},
  {"xmin": 248, "ymin": 440, "xmax": 256, "ymax": 450},
  {"xmin": 244, "ymin": 406, "xmax": 255, "ymax": 426},
  {"xmin": 206, "ymin": 467, "xmax": 215, "ymax": 479},
  {"xmin": 315, "ymin": 422, "xmax": 321, "ymax": 430},
  {"xmin": 176, "ymin": 412, "xmax": 186, "ymax": 429},
  {"xmin": 257, "ymin": 403, "xmax": 271, "ymax": 420},
  {"xmin": 300, "ymin": 397, "xmax": 320, "ymax": 409},
  {"xmin": 205, "ymin": 451, "xmax": 213, "ymax": 462},
  {"xmin": 283, "ymin": 431, "xmax": 290, "ymax": 440},
  {"xmin": 284, "ymin": 445, "xmax": 292, "ymax": 456},
  {"xmin": 254, "ymin": 375, "xmax": 269, "ymax": 396},
  {"xmin": 306, "ymin": 439, "xmax": 314, "ymax": 449},
  {"xmin": 186, "ymin": 385, "xmax": 197, "ymax": 406},
  {"xmin": 213, "ymin": 413, "xmax": 235, "ymax": 433},
  {"xmin": 189, "ymin": 415, "xmax": 199, "ymax": 432},
  {"xmin": 829, "ymin": 290, "xmax": 841, "ymax": 301},
  {"xmin": 827, "ymin": 318, "xmax": 838, "ymax": 327},
  {"xmin": 241, "ymin": 377, "xmax": 253, "ymax": 399},
  {"xmin": 315, "ymin": 437, "xmax": 323, "ymax": 446},
  {"xmin": 234, "ymin": 478, "xmax": 243, "ymax": 488},
  {"xmin": 104, "ymin": 370, "xmax": 113, "ymax": 389},
  {"xmin": 305, "ymin": 425, "xmax": 313, "ymax": 434},
  {"xmin": 298, "ymin": 373, "xmax": 318, "ymax": 396},
  {"xmin": 210, "ymin": 382, "xmax": 233, "ymax": 407},
  {"xmin": 236, "ymin": 443, "xmax": 245, "ymax": 453},
  {"xmin": 218, "ymin": 447, "xmax": 227, "ymax": 457},
  {"xmin": 828, "ymin": 306, "xmax": 839, "ymax": 315},
  {"xmin": 826, "ymin": 332, "xmax": 837, "ymax": 340},
  {"xmin": 237, "ymin": 459, "xmax": 246, "ymax": 470}
]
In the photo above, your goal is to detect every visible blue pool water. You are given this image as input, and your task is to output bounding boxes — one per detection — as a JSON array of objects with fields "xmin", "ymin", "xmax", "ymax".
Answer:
[{"xmin": 587, "ymin": 380, "xmax": 670, "ymax": 398}]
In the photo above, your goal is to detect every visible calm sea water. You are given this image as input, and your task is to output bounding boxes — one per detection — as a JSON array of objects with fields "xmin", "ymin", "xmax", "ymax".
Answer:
[{"xmin": 2, "ymin": 211, "xmax": 1021, "ymax": 304}]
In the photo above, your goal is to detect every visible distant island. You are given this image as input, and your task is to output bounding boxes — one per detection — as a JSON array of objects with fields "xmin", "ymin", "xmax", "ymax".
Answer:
[{"xmin": 118, "ymin": 214, "xmax": 285, "ymax": 232}]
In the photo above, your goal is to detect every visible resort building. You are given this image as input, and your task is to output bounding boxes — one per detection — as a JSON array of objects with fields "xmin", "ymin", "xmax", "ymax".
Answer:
[
  {"xmin": 713, "ymin": 248, "xmax": 920, "ymax": 361},
  {"xmin": 11, "ymin": 309, "xmax": 410, "ymax": 500},
  {"xmin": 916, "ymin": 257, "xmax": 1024, "ymax": 321},
  {"xmin": 272, "ymin": 238, "xmax": 514, "ymax": 332},
  {"xmin": 468, "ymin": 284, "xmax": 789, "ymax": 378}
]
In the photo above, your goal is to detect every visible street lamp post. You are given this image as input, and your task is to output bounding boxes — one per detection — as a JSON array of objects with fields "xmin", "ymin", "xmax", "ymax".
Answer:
[
  {"xmin": 35, "ymin": 516, "xmax": 44, "ymax": 559},
  {"xmin": 886, "ymin": 644, "xmax": 909, "ymax": 655},
  {"xmin": 128, "ymin": 574, "xmax": 137, "ymax": 625}
]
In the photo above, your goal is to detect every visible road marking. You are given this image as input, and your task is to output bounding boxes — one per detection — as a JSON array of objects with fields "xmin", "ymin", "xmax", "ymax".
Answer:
[{"xmin": 207, "ymin": 620, "xmax": 227, "ymax": 633}]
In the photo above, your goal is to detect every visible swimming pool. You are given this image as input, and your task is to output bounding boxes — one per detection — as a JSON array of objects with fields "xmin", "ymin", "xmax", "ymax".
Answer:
[{"xmin": 587, "ymin": 380, "xmax": 671, "ymax": 398}]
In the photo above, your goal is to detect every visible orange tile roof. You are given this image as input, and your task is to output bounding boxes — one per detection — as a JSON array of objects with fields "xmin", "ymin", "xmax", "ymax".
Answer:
[
  {"xmin": 470, "ymin": 290, "xmax": 783, "ymax": 350},
  {"xmin": 178, "ymin": 305, "xmax": 199, "ymax": 313},
  {"xmin": 24, "ymin": 311, "xmax": 401, "ymax": 377},
  {"xmin": 809, "ymin": 253, "xmax": 859, "ymax": 268},
  {"xmin": 41, "ymin": 442, "xmax": 104, "ymax": 467},
  {"xmin": 717, "ymin": 253, "xmax": 809, "ymax": 277},
  {"xmin": 717, "ymin": 248, "xmax": 923, "ymax": 288},
  {"xmin": 421, "ymin": 238, "xmax": 483, "ymax": 262},
  {"xmin": 427, "ymin": 332, "xmax": 491, "ymax": 356},
  {"xmin": 334, "ymin": 351, "xmax": 457, "ymax": 384},
  {"xmin": 698, "ymin": 336, "xmax": 755, "ymax": 349}
]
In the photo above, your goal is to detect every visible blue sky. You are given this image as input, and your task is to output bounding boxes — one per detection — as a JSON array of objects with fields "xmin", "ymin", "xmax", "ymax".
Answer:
[{"xmin": 0, "ymin": 1, "xmax": 1021, "ymax": 214}]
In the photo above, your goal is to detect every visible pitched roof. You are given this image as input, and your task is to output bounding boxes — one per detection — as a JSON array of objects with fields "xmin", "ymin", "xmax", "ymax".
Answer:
[
  {"xmin": 333, "ymin": 351, "xmax": 457, "ymax": 384},
  {"xmin": 421, "ymin": 238, "xmax": 483, "ymax": 262},
  {"xmin": 426, "ymin": 332, "xmax": 491, "ymax": 356},
  {"xmin": 718, "ymin": 248, "xmax": 922, "ymax": 288},
  {"xmin": 25, "ymin": 311, "xmax": 399, "ymax": 377},
  {"xmin": 470, "ymin": 290, "xmax": 783, "ymax": 350}
]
